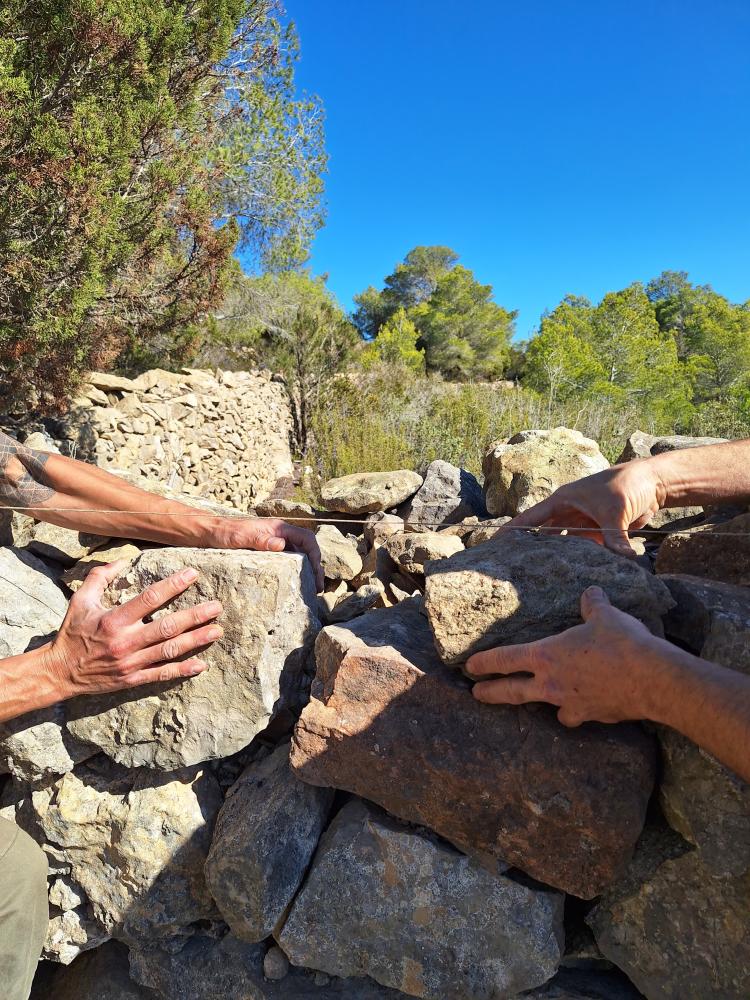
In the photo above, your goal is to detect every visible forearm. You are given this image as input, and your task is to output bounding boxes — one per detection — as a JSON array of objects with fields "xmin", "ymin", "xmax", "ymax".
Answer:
[
  {"xmin": 0, "ymin": 643, "xmax": 63, "ymax": 722},
  {"xmin": 648, "ymin": 438, "xmax": 750, "ymax": 508},
  {"xmin": 646, "ymin": 642, "xmax": 750, "ymax": 783},
  {"xmin": 0, "ymin": 429, "xmax": 234, "ymax": 547}
]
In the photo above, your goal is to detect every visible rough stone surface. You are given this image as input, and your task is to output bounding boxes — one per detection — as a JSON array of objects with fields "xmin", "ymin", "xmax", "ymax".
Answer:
[
  {"xmin": 316, "ymin": 524, "xmax": 363, "ymax": 581},
  {"xmin": 321, "ymin": 470, "xmax": 423, "ymax": 514},
  {"xmin": 67, "ymin": 548, "xmax": 319, "ymax": 769},
  {"xmin": 61, "ymin": 541, "xmax": 146, "ymax": 592},
  {"xmin": 15, "ymin": 759, "xmax": 222, "ymax": 957},
  {"xmin": 279, "ymin": 799, "xmax": 564, "ymax": 1000},
  {"xmin": 129, "ymin": 932, "xmax": 405, "ymax": 1000},
  {"xmin": 363, "ymin": 511, "xmax": 404, "ymax": 546},
  {"xmin": 424, "ymin": 531, "xmax": 674, "ymax": 665},
  {"xmin": 327, "ymin": 582, "xmax": 385, "ymax": 623},
  {"xmin": 466, "ymin": 516, "xmax": 512, "ymax": 547},
  {"xmin": 615, "ymin": 430, "xmax": 657, "ymax": 463},
  {"xmin": 28, "ymin": 522, "xmax": 110, "ymax": 566},
  {"xmin": 292, "ymin": 643, "xmax": 656, "ymax": 898},
  {"xmin": 31, "ymin": 941, "xmax": 159, "ymax": 999},
  {"xmin": 263, "ymin": 945, "xmax": 290, "ymax": 981},
  {"xmin": 401, "ymin": 460, "xmax": 486, "ymax": 530},
  {"xmin": 588, "ymin": 823, "xmax": 750, "ymax": 1000},
  {"xmin": 255, "ymin": 498, "xmax": 316, "ymax": 529},
  {"xmin": 204, "ymin": 742, "xmax": 333, "ymax": 942},
  {"xmin": 660, "ymin": 573, "xmax": 750, "ymax": 651},
  {"xmin": 483, "ymin": 428, "xmax": 609, "ymax": 517},
  {"xmin": 384, "ymin": 530, "xmax": 464, "ymax": 574},
  {"xmin": 616, "ymin": 431, "xmax": 728, "ymax": 464},
  {"xmin": 659, "ymin": 611, "xmax": 750, "ymax": 878},
  {"xmin": 638, "ymin": 506, "xmax": 705, "ymax": 533},
  {"xmin": 655, "ymin": 512, "xmax": 750, "ymax": 586}
]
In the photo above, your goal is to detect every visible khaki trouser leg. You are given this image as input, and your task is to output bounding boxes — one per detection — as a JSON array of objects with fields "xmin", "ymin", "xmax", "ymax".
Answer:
[{"xmin": 0, "ymin": 817, "xmax": 49, "ymax": 1000}]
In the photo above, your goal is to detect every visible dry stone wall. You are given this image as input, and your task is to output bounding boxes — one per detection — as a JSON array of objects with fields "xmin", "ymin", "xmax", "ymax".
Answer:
[{"xmin": 0, "ymin": 415, "xmax": 744, "ymax": 999}]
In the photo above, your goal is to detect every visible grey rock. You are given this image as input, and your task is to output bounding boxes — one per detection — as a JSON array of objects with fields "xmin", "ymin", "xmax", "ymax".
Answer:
[
  {"xmin": 424, "ymin": 531, "xmax": 674, "ymax": 666},
  {"xmin": 588, "ymin": 823, "xmax": 750, "ymax": 1000},
  {"xmin": 616, "ymin": 431, "xmax": 727, "ymax": 464},
  {"xmin": 263, "ymin": 945, "xmax": 290, "ymax": 981},
  {"xmin": 327, "ymin": 582, "xmax": 385, "ymax": 623},
  {"xmin": 402, "ymin": 460, "xmax": 486, "ymax": 530},
  {"xmin": 466, "ymin": 516, "xmax": 513, "ymax": 547},
  {"xmin": 483, "ymin": 428, "xmax": 609, "ymax": 517},
  {"xmin": 129, "ymin": 932, "xmax": 404, "ymax": 1000},
  {"xmin": 255, "ymin": 498, "xmax": 317, "ymax": 529},
  {"xmin": 384, "ymin": 530, "xmax": 464, "ymax": 574},
  {"xmin": 28, "ymin": 521, "xmax": 110, "ymax": 566},
  {"xmin": 278, "ymin": 799, "xmax": 564, "ymax": 1000},
  {"xmin": 204, "ymin": 743, "xmax": 333, "ymax": 943},
  {"xmin": 660, "ymin": 573, "xmax": 750, "ymax": 652},
  {"xmin": 316, "ymin": 524, "xmax": 363, "ymax": 581},
  {"xmin": 321, "ymin": 470, "xmax": 423, "ymax": 514},
  {"xmin": 363, "ymin": 511, "xmax": 404, "ymax": 546},
  {"xmin": 615, "ymin": 430, "xmax": 658, "ymax": 462},
  {"xmin": 66, "ymin": 548, "xmax": 319, "ymax": 769}
]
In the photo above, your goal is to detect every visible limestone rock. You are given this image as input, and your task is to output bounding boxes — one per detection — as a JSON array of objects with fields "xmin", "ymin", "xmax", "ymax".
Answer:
[
  {"xmin": 351, "ymin": 542, "xmax": 396, "ymax": 590},
  {"xmin": 292, "ymin": 641, "xmax": 656, "ymax": 897},
  {"xmin": 402, "ymin": 460, "xmax": 486, "ymax": 530},
  {"xmin": 638, "ymin": 506, "xmax": 705, "ymax": 533},
  {"xmin": 204, "ymin": 743, "xmax": 333, "ymax": 943},
  {"xmin": 424, "ymin": 531, "xmax": 674, "ymax": 665},
  {"xmin": 384, "ymin": 530, "xmax": 464, "ymax": 575},
  {"xmin": 327, "ymin": 582, "xmax": 385, "ymax": 623},
  {"xmin": 483, "ymin": 428, "xmax": 609, "ymax": 517},
  {"xmin": 466, "ymin": 516, "xmax": 512, "ymax": 547},
  {"xmin": 363, "ymin": 511, "xmax": 404, "ymax": 546},
  {"xmin": 279, "ymin": 800, "xmax": 564, "ymax": 1000},
  {"xmin": 659, "ymin": 611, "xmax": 750, "ymax": 877},
  {"xmin": 23, "ymin": 759, "xmax": 222, "ymax": 952},
  {"xmin": 255, "ymin": 498, "xmax": 317, "ymax": 529},
  {"xmin": 316, "ymin": 525, "xmax": 363, "ymax": 581},
  {"xmin": 129, "ymin": 932, "xmax": 405, "ymax": 1000},
  {"xmin": 616, "ymin": 431, "xmax": 727, "ymax": 464},
  {"xmin": 28, "ymin": 522, "xmax": 110, "ymax": 566},
  {"xmin": 615, "ymin": 429, "xmax": 658, "ymax": 462},
  {"xmin": 31, "ymin": 941, "xmax": 159, "ymax": 1000},
  {"xmin": 321, "ymin": 470, "xmax": 423, "ymax": 514},
  {"xmin": 660, "ymin": 573, "xmax": 750, "ymax": 651},
  {"xmin": 67, "ymin": 548, "xmax": 319, "ymax": 769},
  {"xmin": 62, "ymin": 541, "xmax": 146, "ymax": 592},
  {"xmin": 588, "ymin": 824, "xmax": 750, "ymax": 1000},
  {"xmin": 655, "ymin": 512, "xmax": 750, "ymax": 585}
]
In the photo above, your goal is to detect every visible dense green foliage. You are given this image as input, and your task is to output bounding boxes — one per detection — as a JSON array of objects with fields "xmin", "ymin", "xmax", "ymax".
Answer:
[
  {"xmin": 0, "ymin": 0, "xmax": 325, "ymax": 402},
  {"xmin": 353, "ymin": 246, "xmax": 516, "ymax": 378}
]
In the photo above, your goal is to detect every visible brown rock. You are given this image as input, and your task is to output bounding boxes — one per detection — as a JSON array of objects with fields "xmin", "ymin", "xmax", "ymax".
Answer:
[
  {"xmin": 660, "ymin": 573, "xmax": 750, "ymax": 652},
  {"xmin": 655, "ymin": 512, "xmax": 750, "ymax": 585},
  {"xmin": 384, "ymin": 531, "xmax": 463, "ymax": 574},
  {"xmin": 292, "ymin": 641, "xmax": 656, "ymax": 898}
]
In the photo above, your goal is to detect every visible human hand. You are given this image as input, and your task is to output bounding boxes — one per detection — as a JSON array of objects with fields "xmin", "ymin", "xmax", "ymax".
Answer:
[
  {"xmin": 44, "ymin": 560, "xmax": 224, "ymax": 699},
  {"xmin": 224, "ymin": 517, "xmax": 324, "ymax": 591},
  {"xmin": 501, "ymin": 460, "xmax": 667, "ymax": 558},
  {"xmin": 466, "ymin": 587, "xmax": 670, "ymax": 726}
]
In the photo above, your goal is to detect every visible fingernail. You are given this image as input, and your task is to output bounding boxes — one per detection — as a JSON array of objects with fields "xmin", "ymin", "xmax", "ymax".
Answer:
[
  {"xmin": 207, "ymin": 626, "xmax": 224, "ymax": 641},
  {"xmin": 188, "ymin": 660, "xmax": 206, "ymax": 675}
]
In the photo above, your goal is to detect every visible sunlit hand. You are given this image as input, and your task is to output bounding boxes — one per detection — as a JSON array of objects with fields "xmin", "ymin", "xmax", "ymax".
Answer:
[
  {"xmin": 466, "ymin": 586, "xmax": 669, "ymax": 726},
  {"xmin": 501, "ymin": 461, "xmax": 667, "ymax": 558},
  {"xmin": 224, "ymin": 517, "xmax": 324, "ymax": 591},
  {"xmin": 44, "ymin": 560, "xmax": 224, "ymax": 699}
]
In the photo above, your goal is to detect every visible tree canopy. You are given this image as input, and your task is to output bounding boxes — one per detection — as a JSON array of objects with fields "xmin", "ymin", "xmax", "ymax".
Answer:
[{"xmin": 0, "ymin": 0, "xmax": 326, "ymax": 402}]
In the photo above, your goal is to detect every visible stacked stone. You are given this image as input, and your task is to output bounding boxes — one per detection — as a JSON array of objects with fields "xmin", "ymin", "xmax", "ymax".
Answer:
[
  {"xmin": 11, "ymin": 367, "xmax": 295, "ymax": 508},
  {"xmin": 0, "ymin": 421, "xmax": 745, "ymax": 999}
]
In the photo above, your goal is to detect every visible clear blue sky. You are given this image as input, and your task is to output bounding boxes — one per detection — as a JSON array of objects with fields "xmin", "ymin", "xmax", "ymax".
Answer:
[{"xmin": 286, "ymin": 1, "xmax": 750, "ymax": 339}]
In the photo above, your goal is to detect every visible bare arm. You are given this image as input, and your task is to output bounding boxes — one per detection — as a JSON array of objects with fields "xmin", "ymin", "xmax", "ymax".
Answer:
[
  {"xmin": 0, "ymin": 430, "xmax": 322, "ymax": 588},
  {"xmin": 0, "ymin": 562, "xmax": 222, "ymax": 724},
  {"xmin": 467, "ymin": 587, "xmax": 750, "ymax": 783},
  {"xmin": 505, "ymin": 438, "xmax": 750, "ymax": 557}
]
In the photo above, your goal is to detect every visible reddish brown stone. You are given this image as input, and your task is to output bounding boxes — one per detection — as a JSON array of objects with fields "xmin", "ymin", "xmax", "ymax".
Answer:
[
  {"xmin": 655, "ymin": 513, "xmax": 750, "ymax": 586},
  {"xmin": 291, "ymin": 635, "xmax": 656, "ymax": 898}
]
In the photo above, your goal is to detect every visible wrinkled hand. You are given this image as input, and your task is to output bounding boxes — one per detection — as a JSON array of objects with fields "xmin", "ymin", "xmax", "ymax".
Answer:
[
  {"xmin": 45, "ymin": 561, "xmax": 224, "ymax": 699},
  {"xmin": 226, "ymin": 517, "xmax": 324, "ymax": 590},
  {"xmin": 502, "ymin": 460, "xmax": 667, "ymax": 558},
  {"xmin": 466, "ymin": 587, "xmax": 668, "ymax": 726}
]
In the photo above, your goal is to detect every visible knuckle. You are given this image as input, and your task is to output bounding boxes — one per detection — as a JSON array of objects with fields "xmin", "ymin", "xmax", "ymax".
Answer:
[
  {"xmin": 106, "ymin": 638, "xmax": 128, "ymax": 660},
  {"xmin": 161, "ymin": 640, "xmax": 180, "ymax": 661},
  {"xmin": 141, "ymin": 586, "xmax": 161, "ymax": 609},
  {"xmin": 98, "ymin": 614, "xmax": 118, "ymax": 638},
  {"xmin": 158, "ymin": 664, "xmax": 179, "ymax": 683},
  {"xmin": 159, "ymin": 616, "xmax": 178, "ymax": 639}
]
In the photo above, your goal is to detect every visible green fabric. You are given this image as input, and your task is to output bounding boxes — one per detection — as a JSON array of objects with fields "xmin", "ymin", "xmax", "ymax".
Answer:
[{"xmin": 0, "ymin": 817, "xmax": 48, "ymax": 1000}]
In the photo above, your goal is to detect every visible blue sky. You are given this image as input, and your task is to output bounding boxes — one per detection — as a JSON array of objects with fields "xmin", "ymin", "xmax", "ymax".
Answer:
[{"xmin": 286, "ymin": 1, "xmax": 750, "ymax": 339}]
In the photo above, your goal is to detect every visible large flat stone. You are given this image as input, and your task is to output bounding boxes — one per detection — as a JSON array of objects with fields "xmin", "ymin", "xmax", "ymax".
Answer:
[
  {"xmin": 483, "ymin": 428, "xmax": 609, "ymax": 517},
  {"xmin": 204, "ymin": 743, "xmax": 333, "ymax": 942},
  {"xmin": 66, "ymin": 548, "xmax": 319, "ymax": 769},
  {"xmin": 321, "ymin": 470, "xmax": 423, "ymax": 514},
  {"xmin": 588, "ymin": 823, "xmax": 750, "ymax": 1000},
  {"xmin": 278, "ymin": 799, "xmax": 564, "ymax": 999},
  {"xmin": 292, "ymin": 635, "xmax": 656, "ymax": 898},
  {"xmin": 424, "ymin": 531, "xmax": 674, "ymax": 665},
  {"xmin": 655, "ymin": 512, "xmax": 750, "ymax": 586}
]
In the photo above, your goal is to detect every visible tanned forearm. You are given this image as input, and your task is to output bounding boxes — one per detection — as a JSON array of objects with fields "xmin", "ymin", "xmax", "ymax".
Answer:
[
  {"xmin": 649, "ymin": 438, "xmax": 750, "ymax": 508},
  {"xmin": 648, "ymin": 643, "xmax": 750, "ymax": 783},
  {"xmin": 0, "ymin": 430, "xmax": 235, "ymax": 547},
  {"xmin": 0, "ymin": 643, "xmax": 62, "ymax": 722}
]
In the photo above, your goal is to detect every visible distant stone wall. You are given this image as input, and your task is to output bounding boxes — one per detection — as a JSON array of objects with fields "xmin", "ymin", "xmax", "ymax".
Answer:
[{"xmin": 5, "ymin": 367, "xmax": 294, "ymax": 508}]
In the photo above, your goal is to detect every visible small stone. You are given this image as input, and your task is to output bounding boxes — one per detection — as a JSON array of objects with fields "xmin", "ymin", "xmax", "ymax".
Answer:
[
  {"xmin": 465, "ymin": 517, "xmax": 512, "ymax": 547},
  {"xmin": 316, "ymin": 525, "xmax": 363, "ymax": 581},
  {"xmin": 263, "ymin": 946, "xmax": 290, "ymax": 982},
  {"xmin": 424, "ymin": 531, "xmax": 674, "ymax": 666},
  {"xmin": 384, "ymin": 531, "xmax": 463, "ymax": 575},
  {"xmin": 363, "ymin": 512, "xmax": 404, "ymax": 546},
  {"xmin": 327, "ymin": 582, "xmax": 385, "ymax": 623},
  {"xmin": 483, "ymin": 427, "xmax": 609, "ymax": 517},
  {"xmin": 321, "ymin": 471, "xmax": 423, "ymax": 515}
]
